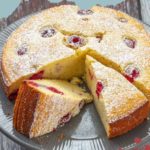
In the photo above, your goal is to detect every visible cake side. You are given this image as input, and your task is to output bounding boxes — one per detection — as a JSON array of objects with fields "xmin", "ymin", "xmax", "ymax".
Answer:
[
  {"xmin": 13, "ymin": 79, "xmax": 92, "ymax": 138},
  {"xmin": 13, "ymin": 81, "xmax": 41, "ymax": 136},
  {"xmin": 85, "ymin": 56, "xmax": 149, "ymax": 138},
  {"xmin": 108, "ymin": 102, "xmax": 148, "ymax": 138}
]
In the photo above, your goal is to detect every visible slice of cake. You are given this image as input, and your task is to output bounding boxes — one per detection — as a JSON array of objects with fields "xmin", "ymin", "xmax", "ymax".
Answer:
[
  {"xmin": 85, "ymin": 56, "xmax": 149, "ymax": 138},
  {"xmin": 84, "ymin": 31, "xmax": 150, "ymax": 101},
  {"xmin": 13, "ymin": 79, "xmax": 93, "ymax": 138}
]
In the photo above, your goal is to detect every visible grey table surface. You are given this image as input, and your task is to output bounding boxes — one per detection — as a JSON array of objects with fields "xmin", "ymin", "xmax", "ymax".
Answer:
[{"xmin": 0, "ymin": 0, "xmax": 150, "ymax": 150}]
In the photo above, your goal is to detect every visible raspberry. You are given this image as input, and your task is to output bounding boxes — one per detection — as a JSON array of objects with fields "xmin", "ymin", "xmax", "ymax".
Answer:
[
  {"xmin": 41, "ymin": 28, "xmax": 56, "ymax": 38},
  {"xmin": 77, "ymin": 9, "xmax": 93, "ymax": 15},
  {"xmin": 30, "ymin": 71, "xmax": 44, "ymax": 80},
  {"xmin": 47, "ymin": 87, "xmax": 64, "ymax": 95},
  {"xmin": 17, "ymin": 47, "xmax": 27, "ymax": 55},
  {"xmin": 66, "ymin": 35, "xmax": 86, "ymax": 48},
  {"xmin": 124, "ymin": 38, "xmax": 136, "ymax": 48},
  {"xmin": 59, "ymin": 113, "xmax": 71, "ymax": 127},
  {"xmin": 124, "ymin": 65, "xmax": 139, "ymax": 83},
  {"xmin": 96, "ymin": 81, "xmax": 104, "ymax": 98}
]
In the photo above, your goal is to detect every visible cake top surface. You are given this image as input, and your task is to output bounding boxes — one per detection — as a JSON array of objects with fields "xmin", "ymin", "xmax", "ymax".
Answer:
[
  {"xmin": 1, "ymin": 5, "xmax": 150, "ymax": 88},
  {"xmin": 86, "ymin": 56, "xmax": 148, "ymax": 123}
]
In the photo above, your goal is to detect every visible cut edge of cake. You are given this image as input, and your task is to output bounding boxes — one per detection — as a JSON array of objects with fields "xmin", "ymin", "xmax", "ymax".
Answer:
[
  {"xmin": 85, "ymin": 55, "xmax": 149, "ymax": 138},
  {"xmin": 2, "ymin": 50, "xmax": 88, "ymax": 99},
  {"xmin": 86, "ymin": 49, "xmax": 150, "ymax": 102},
  {"xmin": 13, "ymin": 79, "xmax": 93, "ymax": 138}
]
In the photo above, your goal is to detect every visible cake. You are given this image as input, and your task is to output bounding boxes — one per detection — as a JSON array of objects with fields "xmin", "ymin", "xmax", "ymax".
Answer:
[
  {"xmin": 1, "ymin": 5, "xmax": 150, "ymax": 139},
  {"xmin": 85, "ymin": 56, "xmax": 149, "ymax": 138},
  {"xmin": 1, "ymin": 5, "xmax": 150, "ymax": 101},
  {"xmin": 13, "ymin": 79, "xmax": 93, "ymax": 138}
]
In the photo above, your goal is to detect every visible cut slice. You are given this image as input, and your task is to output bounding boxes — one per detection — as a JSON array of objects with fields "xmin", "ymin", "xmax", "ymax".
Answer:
[
  {"xmin": 84, "ymin": 31, "xmax": 150, "ymax": 101},
  {"xmin": 85, "ymin": 55, "xmax": 149, "ymax": 138},
  {"xmin": 13, "ymin": 79, "xmax": 93, "ymax": 138}
]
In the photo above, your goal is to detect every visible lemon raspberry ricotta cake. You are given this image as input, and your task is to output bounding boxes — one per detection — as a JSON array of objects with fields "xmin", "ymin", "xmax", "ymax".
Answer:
[
  {"xmin": 1, "ymin": 5, "xmax": 150, "ymax": 101},
  {"xmin": 85, "ymin": 56, "xmax": 149, "ymax": 138},
  {"xmin": 13, "ymin": 79, "xmax": 92, "ymax": 138}
]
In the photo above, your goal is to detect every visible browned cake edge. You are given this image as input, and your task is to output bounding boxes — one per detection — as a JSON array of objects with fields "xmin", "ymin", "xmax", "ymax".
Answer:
[
  {"xmin": 108, "ymin": 101, "xmax": 149, "ymax": 138},
  {"xmin": 13, "ymin": 81, "xmax": 41, "ymax": 137}
]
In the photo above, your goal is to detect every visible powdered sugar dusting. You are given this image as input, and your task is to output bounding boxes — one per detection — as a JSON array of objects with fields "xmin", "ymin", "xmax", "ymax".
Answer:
[
  {"xmin": 91, "ymin": 61, "xmax": 148, "ymax": 123},
  {"xmin": 2, "ymin": 5, "xmax": 150, "ymax": 99}
]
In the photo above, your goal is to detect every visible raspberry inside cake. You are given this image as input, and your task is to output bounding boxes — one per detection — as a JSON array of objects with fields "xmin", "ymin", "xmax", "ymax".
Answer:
[
  {"xmin": 13, "ymin": 79, "xmax": 93, "ymax": 138},
  {"xmin": 85, "ymin": 56, "xmax": 149, "ymax": 138}
]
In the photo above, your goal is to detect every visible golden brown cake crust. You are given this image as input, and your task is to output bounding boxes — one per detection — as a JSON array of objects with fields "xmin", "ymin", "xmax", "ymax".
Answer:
[
  {"xmin": 108, "ymin": 101, "xmax": 149, "ymax": 138},
  {"xmin": 13, "ymin": 81, "xmax": 41, "ymax": 136}
]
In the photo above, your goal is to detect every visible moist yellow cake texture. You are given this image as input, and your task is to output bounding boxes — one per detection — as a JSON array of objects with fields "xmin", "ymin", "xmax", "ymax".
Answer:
[
  {"xmin": 85, "ymin": 56, "xmax": 149, "ymax": 138},
  {"xmin": 1, "ymin": 5, "xmax": 150, "ymax": 101},
  {"xmin": 13, "ymin": 79, "xmax": 93, "ymax": 138}
]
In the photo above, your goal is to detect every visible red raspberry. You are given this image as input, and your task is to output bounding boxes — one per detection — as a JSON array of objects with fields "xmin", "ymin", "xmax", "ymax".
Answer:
[
  {"xmin": 67, "ymin": 35, "xmax": 86, "ymax": 48},
  {"xmin": 96, "ymin": 81, "xmax": 104, "ymax": 98},
  {"xmin": 47, "ymin": 86, "xmax": 64, "ymax": 95},
  {"xmin": 124, "ymin": 38, "xmax": 136, "ymax": 48},
  {"xmin": 30, "ymin": 71, "xmax": 44, "ymax": 80},
  {"xmin": 124, "ymin": 65, "xmax": 139, "ymax": 83},
  {"xmin": 59, "ymin": 113, "xmax": 72, "ymax": 127}
]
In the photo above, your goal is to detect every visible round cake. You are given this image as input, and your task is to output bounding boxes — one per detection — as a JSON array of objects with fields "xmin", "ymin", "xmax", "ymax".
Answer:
[
  {"xmin": 1, "ymin": 5, "xmax": 150, "ymax": 138},
  {"xmin": 1, "ymin": 5, "xmax": 150, "ymax": 100}
]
